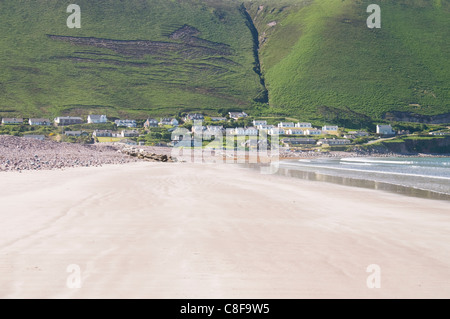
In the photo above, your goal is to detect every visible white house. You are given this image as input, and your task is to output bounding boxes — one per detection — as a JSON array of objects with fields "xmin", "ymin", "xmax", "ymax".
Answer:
[
  {"xmin": 233, "ymin": 127, "xmax": 246, "ymax": 135},
  {"xmin": 2, "ymin": 118, "xmax": 23, "ymax": 125},
  {"xmin": 305, "ymin": 129, "xmax": 322, "ymax": 136},
  {"xmin": 295, "ymin": 122, "xmax": 312, "ymax": 128},
  {"xmin": 206, "ymin": 125, "xmax": 224, "ymax": 132},
  {"xmin": 229, "ymin": 127, "xmax": 258, "ymax": 136},
  {"xmin": 376, "ymin": 125, "xmax": 395, "ymax": 136},
  {"xmin": 228, "ymin": 112, "xmax": 248, "ymax": 120},
  {"xmin": 115, "ymin": 119, "xmax": 137, "ymax": 128},
  {"xmin": 245, "ymin": 127, "xmax": 259, "ymax": 136},
  {"xmin": 322, "ymin": 126, "xmax": 339, "ymax": 133},
  {"xmin": 253, "ymin": 120, "xmax": 267, "ymax": 126},
  {"xmin": 29, "ymin": 118, "xmax": 51, "ymax": 126},
  {"xmin": 144, "ymin": 118, "xmax": 158, "ymax": 128},
  {"xmin": 184, "ymin": 113, "xmax": 204, "ymax": 122},
  {"xmin": 285, "ymin": 129, "xmax": 305, "ymax": 135},
  {"xmin": 204, "ymin": 126, "xmax": 224, "ymax": 138},
  {"xmin": 429, "ymin": 131, "xmax": 450, "ymax": 136},
  {"xmin": 278, "ymin": 122, "xmax": 295, "ymax": 128},
  {"xmin": 268, "ymin": 128, "xmax": 285, "ymax": 135},
  {"xmin": 257, "ymin": 124, "xmax": 275, "ymax": 131},
  {"xmin": 191, "ymin": 125, "xmax": 206, "ymax": 134},
  {"xmin": 87, "ymin": 115, "xmax": 108, "ymax": 124},
  {"xmin": 93, "ymin": 130, "xmax": 113, "ymax": 137},
  {"xmin": 121, "ymin": 130, "xmax": 139, "ymax": 138},
  {"xmin": 159, "ymin": 118, "xmax": 179, "ymax": 126}
]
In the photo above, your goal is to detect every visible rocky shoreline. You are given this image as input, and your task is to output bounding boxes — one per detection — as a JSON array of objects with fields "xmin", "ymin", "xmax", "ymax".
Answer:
[{"xmin": 0, "ymin": 136, "xmax": 174, "ymax": 172}]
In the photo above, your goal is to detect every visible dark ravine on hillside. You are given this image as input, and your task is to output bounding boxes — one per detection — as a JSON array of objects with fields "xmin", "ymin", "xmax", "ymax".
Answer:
[{"xmin": 239, "ymin": 4, "xmax": 268, "ymax": 103}]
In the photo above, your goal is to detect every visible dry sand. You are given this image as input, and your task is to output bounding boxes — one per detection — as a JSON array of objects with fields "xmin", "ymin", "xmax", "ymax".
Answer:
[{"xmin": 0, "ymin": 162, "xmax": 449, "ymax": 298}]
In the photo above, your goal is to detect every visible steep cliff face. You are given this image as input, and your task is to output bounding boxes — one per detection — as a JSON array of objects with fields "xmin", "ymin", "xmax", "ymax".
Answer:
[
  {"xmin": 383, "ymin": 112, "xmax": 450, "ymax": 124},
  {"xmin": 357, "ymin": 136, "xmax": 450, "ymax": 155}
]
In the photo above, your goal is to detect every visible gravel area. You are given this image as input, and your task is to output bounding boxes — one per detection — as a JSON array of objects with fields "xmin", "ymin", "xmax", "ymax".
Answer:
[{"xmin": 0, "ymin": 136, "xmax": 141, "ymax": 172}]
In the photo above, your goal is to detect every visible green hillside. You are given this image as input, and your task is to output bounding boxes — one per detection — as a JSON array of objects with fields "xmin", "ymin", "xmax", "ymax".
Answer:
[
  {"xmin": 0, "ymin": 0, "xmax": 264, "ymax": 118},
  {"xmin": 246, "ymin": 0, "xmax": 450, "ymax": 123},
  {"xmin": 0, "ymin": 0, "xmax": 449, "ymax": 124}
]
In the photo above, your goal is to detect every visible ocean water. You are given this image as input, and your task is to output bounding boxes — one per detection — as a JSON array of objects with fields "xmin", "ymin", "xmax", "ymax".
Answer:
[{"xmin": 278, "ymin": 157, "xmax": 450, "ymax": 200}]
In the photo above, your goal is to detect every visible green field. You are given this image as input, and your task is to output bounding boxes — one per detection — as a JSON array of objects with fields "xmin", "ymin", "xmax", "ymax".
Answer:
[
  {"xmin": 96, "ymin": 137, "xmax": 122, "ymax": 143},
  {"xmin": 0, "ymin": 0, "xmax": 448, "ymax": 125}
]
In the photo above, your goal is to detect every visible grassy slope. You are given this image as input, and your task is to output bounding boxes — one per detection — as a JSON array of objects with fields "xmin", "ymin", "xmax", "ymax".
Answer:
[
  {"xmin": 0, "ymin": 0, "xmax": 448, "ymax": 124},
  {"xmin": 247, "ymin": 0, "xmax": 450, "ymax": 121},
  {"xmin": 0, "ymin": 0, "xmax": 263, "ymax": 118}
]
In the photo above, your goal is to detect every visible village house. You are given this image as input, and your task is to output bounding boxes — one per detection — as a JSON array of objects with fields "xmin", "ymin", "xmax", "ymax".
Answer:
[
  {"xmin": 257, "ymin": 124, "xmax": 275, "ymax": 131},
  {"xmin": 159, "ymin": 118, "xmax": 179, "ymax": 126},
  {"xmin": 285, "ymin": 129, "xmax": 305, "ymax": 135},
  {"xmin": 278, "ymin": 122, "xmax": 295, "ymax": 128},
  {"xmin": 282, "ymin": 138, "xmax": 316, "ymax": 146},
  {"xmin": 144, "ymin": 118, "xmax": 158, "ymax": 128},
  {"xmin": 305, "ymin": 128, "xmax": 322, "ymax": 136},
  {"xmin": 322, "ymin": 126, "xmax": 339, "ymax": 133},
  {"xmin": 29, "ymin": 118, "xmax": 51, "ymax": 126},
  {"xmin": 295, "ymin": 122, "xmax": 312, "ymax": 128},
  {"xmin": 93, "ymin": 130, "xmax": 113, "ymax": 137},
  {"xmin": 191, "ymin": 125, "xmax": 206, "ymax": 134},
  {"xmin": 317, "ymin": 138, "xmax": 351, "ymax": 146},
  {"xmin": 376, "ymin": 124, "xmax": 395, "ymax": 136},
  {"xmin": 210, "ymin": 117, "xmax": 227, "ymax": 122},
  {"xmin": 429, "ymin": 131, "xmax": 450, "ymax": 136},
  {"xmin": 121, "ymin": 130, "xmax": 139, "ymax": 138},
  {"xmin": 228, "ymin": 112, "xmax": 248, "ymax": 120},
  {"xmin": 1, "ymin": 118, "xmax": 23, "ymax": 125},
  {"xmin": 232, "ymin": 127, "xmax": 245, "ymax": 136},
  {"xmin": 55, "ymin": 117, "xmax": 83, "ymax": 126},
  {"xmin": 253, "ymin": 120, "xmax": 267, "ymax": 126},
  {"xmin": 245, "ymin": 127, "xmax": 259, "ymax": 136},
  {"xmin": 231, "ymin": 127, "xmax": 259, "ymax": 136},
  {"xmin": 206, "ymin": 125, "xmax": 224, "ymax": 132},
  {"xmin": 184, "ymin": 113, "xmax": 204, "ymax": 122},
  {"xmin": 119, "ymin": 139, "xmax": 137, "ymax": 146},
  {"xmin": 87, "ymin": 115, "xmax": 108, "ymax": 124},
  {"xmin": 203, "ymin": 126, "xmax": 224, "ymax": 139},
  {"xmin": 64, "ymin": 131, "xmax": 88, "ymax": 137},
  {"xmin": 349, "ymin": 131, "xmax": 369, "ymax": 137},
  {"xmin": 115, "ymin": 119, "xmax": 137, "ymax": 128},
  {"xmin": 268, "ymin": 128, "xmax": 285, "ymax": 135},
  {"xmin": 241, "ymin": 138, "xmax": 267, "ymax": 150},
  {"xmin": 23, "ymin": 135, "xmax": 46, "ymax": 141}
]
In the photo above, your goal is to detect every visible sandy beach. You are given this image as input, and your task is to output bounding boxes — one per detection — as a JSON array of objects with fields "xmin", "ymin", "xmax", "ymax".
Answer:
[{"xmin": 0, "ymin": 162, "xmax": 449, "ymax": 298}]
